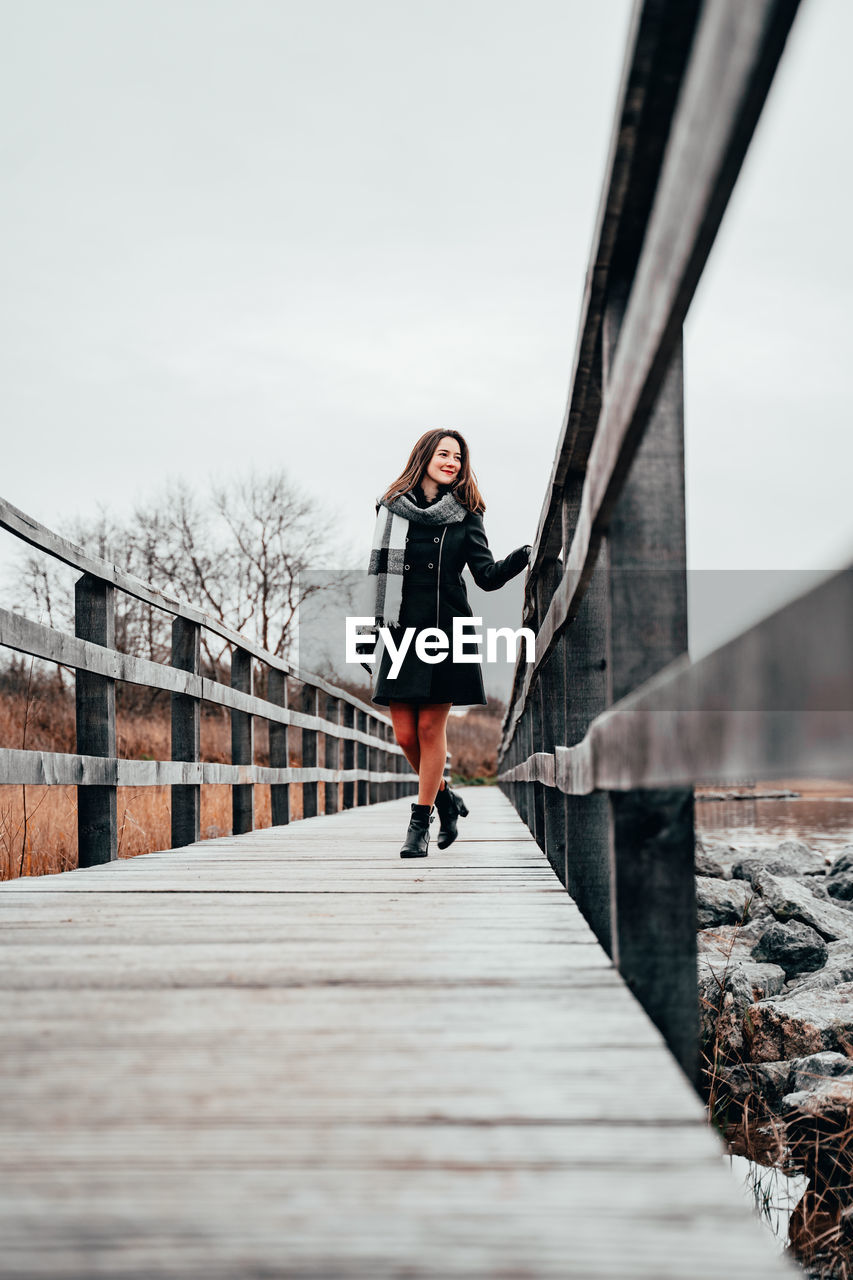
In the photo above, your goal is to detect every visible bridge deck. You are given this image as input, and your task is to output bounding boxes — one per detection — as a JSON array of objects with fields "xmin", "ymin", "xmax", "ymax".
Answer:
[{"xmin": 0, "ymin": 788, "xmax": 792, "ymax": 1278}]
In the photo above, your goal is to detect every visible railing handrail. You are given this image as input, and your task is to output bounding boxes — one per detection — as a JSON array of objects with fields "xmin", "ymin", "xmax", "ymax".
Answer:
[
  {"xmin": 501, "ymin": 0, "xmax": 803, "ymax": 758},
  {"xmin": 494, "ymin": 0, "xmax": 819, "ymax": 1082},
  {"xmin": 0, "ymin": 494, "xmax": 380, "ymax": 723},
  {"xmin": 1, "ymin": 495, "xmax": 435, "ymax": 867}
]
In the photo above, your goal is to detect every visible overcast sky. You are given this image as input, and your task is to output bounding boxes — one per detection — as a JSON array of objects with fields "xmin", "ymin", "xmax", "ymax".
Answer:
[{"xmin": 1, "ymin": 0, "xmax": 850, "ymax": 665}]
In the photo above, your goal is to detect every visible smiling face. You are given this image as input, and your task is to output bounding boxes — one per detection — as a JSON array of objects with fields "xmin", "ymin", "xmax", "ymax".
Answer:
[{"xmin": 425, "ymin": 436, "xmax": 462, "ymax": 488}]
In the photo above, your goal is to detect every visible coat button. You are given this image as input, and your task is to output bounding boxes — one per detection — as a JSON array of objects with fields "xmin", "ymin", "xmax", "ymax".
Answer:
[
  {"xmin": 428, "ymin": 563, "xmax": 434, "ymax": 569},
  {"xmin": 404, "ymin": 563, "xmax": 410, "ymax": 570},
  {"xmin": 433, "ymin": 536, "xmax": 439, "ymax": 543}
]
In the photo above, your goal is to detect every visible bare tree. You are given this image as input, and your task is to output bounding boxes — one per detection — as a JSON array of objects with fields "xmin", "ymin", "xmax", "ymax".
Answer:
[{"xmin": 9, "ymin": 469, "xmax": 342, "ymax": 677}]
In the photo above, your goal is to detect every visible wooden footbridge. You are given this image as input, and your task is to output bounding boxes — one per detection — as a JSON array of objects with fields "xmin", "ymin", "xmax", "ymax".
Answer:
[
  {"xmin": 2, "ymin": 791, "xmax": 793, "ymax": 1278},
  {"xmin": 2, "ymin": 0, "xmax": 849, "ymax": 1274}
]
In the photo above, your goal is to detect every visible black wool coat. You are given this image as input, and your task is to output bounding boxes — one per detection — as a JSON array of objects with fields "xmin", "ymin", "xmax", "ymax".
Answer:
[{"xmin": 370, "ymin": 485, "xmax": 531, "ymax": 707}]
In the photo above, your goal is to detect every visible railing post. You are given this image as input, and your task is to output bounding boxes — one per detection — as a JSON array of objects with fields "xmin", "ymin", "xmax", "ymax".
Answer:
[
  {"xmin": 301, "ymin": 685, "xmax": 319, "ymax": 819},
  {"xmin": 385, "ymin": 722, "xmax": 395, "ymax": 802},
  {"xmin": 341, "ymin": 702, "xmax": 355, "ymax": 809},
  {"xmin": 515, "ymin": 707, "xmax": 528, "ymax": 830},
  {"xmin": 74, "ymin": 574, "xmax": 117, "ymax": 867},
  {"xmin": 231, "ymin": 647, "xmax": 254, "ymax": 834},
  {"xmin": 562, "ymin": 476, "xmax": 613, "ymax": 951},
  {"xmin": 268, "ymin": 669, "xmax": 289, "ymax": 826},
  {"xmin": 170, "ymin": 617, "xmax": 201, "ymax": 848},
  {"xmin": 356, "ymin": 711, "xmax": 368, "ymax": 806},
  {"xmin": 324, "ymin": 694, "xmax": 340, "ymax": 815},
  {"xmin": 539, "ymin": 562, "xmax": 567, "ymax": 884},
  {"xmin": 530, "ymin": 678, "xmax": 545, "ymax": 851},
  {"xmin": 602, "ymin": 305, "xmax": 697, "ymax": 1081},
  {"xmin": 523, "ymin": 705, "xmax": 535, "ymax": 833}
]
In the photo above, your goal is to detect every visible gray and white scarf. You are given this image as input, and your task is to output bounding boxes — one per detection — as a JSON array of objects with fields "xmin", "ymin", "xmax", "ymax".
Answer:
[{"xmin": 368, "ymin": 488, "xmax": 468, "ymax": 629}]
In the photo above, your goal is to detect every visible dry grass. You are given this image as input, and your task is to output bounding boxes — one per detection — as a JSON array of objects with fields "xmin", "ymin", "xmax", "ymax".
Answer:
[
  {"xmin": 0, "ymin": 678, "xmax": 500, "ymax": 880},
  {"xmin": 700, "ymin": 915, "xmax": 853, "ymax": 1277},
  {"xmin": 0, "ymin": 679, "xmax": 312, "ymax": 879}
]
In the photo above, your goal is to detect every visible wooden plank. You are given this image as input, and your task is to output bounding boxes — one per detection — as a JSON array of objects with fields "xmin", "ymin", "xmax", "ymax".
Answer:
[
  {"xmin": 74, "ymin": 574, "xmax": 116, "ymax": 866},
  {"xmin": 0, "ymin": 609, "xmax": 401, "ymax": 753},
  {"xmin": 0, "ymin": 788, "xmax": 792, "ymax": 1278},
  {"xmin": 498, "ymin": 565, "xmax": 853, "ymax": 792},
  {"xmin": 0, "ymin": 750, "xmax": 406, "ymax": 786}
]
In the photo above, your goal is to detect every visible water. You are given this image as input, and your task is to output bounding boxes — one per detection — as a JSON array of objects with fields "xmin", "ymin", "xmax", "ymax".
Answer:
[
  {"xmin": 726, "ymin": 1154, "xmax": 809, "ymax": 1256},
  {"xmin": 696, "ymin": 784, "xmax": 853, "ymax": 858}
]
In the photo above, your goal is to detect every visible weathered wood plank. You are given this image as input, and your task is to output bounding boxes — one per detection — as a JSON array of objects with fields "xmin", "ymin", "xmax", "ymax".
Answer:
[
  {"xmin": 0, "ymin": 789, "xmax": 793, "ymax": 1277},
  {"xmin": 0, "ymin": 608, "xmax": 402, "ymax": 752},
  {"xmin": 498, "ymin": 565, "xmax": 853, "ymax": 791},
  {"xmin": 0, "ymin": 750, "xmax": 406, "ymax": 787}
]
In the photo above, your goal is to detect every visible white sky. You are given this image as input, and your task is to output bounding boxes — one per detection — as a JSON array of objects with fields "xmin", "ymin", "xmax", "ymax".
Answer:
[{"xmin": 1, "ymin": 0, "xmax": 850, "ymax": 666}]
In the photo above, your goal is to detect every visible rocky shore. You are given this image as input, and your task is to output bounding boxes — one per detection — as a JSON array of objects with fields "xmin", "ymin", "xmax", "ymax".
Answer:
[{"xmin": 697, "ymin": 835, "xmax": 853, "ymax": 1275}]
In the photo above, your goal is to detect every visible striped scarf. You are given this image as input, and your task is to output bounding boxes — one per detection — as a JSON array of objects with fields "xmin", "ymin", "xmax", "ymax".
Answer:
[{"xmin": 368, "ymin": 488, "xmax": 468, "ymax": 629}]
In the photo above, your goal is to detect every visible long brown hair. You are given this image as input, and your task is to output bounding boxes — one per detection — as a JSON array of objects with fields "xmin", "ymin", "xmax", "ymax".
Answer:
[{"xmin": 380, "ymin": 429, "xmax": 485, "ymax": 514}]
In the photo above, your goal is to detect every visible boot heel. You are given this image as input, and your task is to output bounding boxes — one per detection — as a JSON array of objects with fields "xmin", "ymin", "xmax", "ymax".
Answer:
[{"xmin": 457, "ymin": 799, "xmax": 469, "ymax": 817}]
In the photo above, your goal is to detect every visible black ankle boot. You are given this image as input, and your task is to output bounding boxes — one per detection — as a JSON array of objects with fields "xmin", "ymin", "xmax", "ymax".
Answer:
[
  {"xmin": 434, "ymin": 783, "xmax": 469, "ymax": 850},
  {"xmin": 400, "ymin": 803, "xmax": 434, "ymax": 858}
]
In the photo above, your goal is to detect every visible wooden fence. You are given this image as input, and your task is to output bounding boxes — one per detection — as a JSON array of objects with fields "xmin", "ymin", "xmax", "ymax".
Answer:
[
  {"xmin": 0, "ymin": 496, "xmax": 422, "ymax": 867},
  {"xmin": 496, "ymin": 0, "xmax": 853, "ymax": 1081}
]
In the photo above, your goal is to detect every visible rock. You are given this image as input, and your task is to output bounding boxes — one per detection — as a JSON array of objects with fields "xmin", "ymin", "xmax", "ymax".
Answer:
[
  {"xmin": 783, "ymin": 1078, "xmax": 853, "ymax": 1125},
  {"xmin": 826, "ymin": 849, "xmax": 853, "ymax": 901},
  {"xmin": 700, "ymin": 958, "xmax": 786, "ymax": 1057},
  {"xmin": 697, "ymin": 910, "xmax": 776, "ymax": 962},
  {"xmin": 826, "ymin": 872, "xmax": 853, "ymax": 901},
  {"xmin": 829, "ymin": 846, "xmax": 853, "ymax": 876},
  {"xmin": 697, "ymin": 925, "xmax": 756, "ymax": 963},
  {"xmin": 720, "ymin": 1051, "xmax": 853, "ymax": 1110},
  {"xmin": 733, "ymin": 839, "xmax": 827, "ymax": 885},
  {"xmin": 751, "ymin": 920, "xmax": 829, "ymax": 977},
  {"xmin": 719, "ymin": 1059, "xmax": 796, "ymax": 1108},
  {"xmin": 755, "ymin": 872, "xmax": 853, "ymax": 942},
  {"xmin": 786, "ymin": 941, "xmax": 853, "ymax": 994},
  {"xmin": 782, "ymin": 1069, "xmax": 853, "ymax": 1183},
  {"xmin": 695, "ymin": 847, "xmax": 729, "ymax": 879},
  {"xmin": 694, "ymin": 838, "xmax": 744, "ymax": 879},
  {"xmin": 789, "ymin": 1050, "xmax": 853, "ymax": 1093},
  {"xmin": 695, "ymin": 875, "xmax": 753, "ymax": 929},
  {"xmin": 746, "ymin": 982, "xmax": 853, "ymax": 1061}
]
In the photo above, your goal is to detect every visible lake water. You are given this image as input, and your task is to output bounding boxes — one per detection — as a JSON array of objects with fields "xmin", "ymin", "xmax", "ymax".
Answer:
[{"xmin": 695, "ymin": 785, "xmax": 853, "ymax": 858}]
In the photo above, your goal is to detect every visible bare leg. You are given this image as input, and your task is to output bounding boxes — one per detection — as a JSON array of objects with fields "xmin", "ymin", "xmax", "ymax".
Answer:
[
  {"xmin": 415, "ymin": 703, "xmax": 452, "ymax": 806},
  {"xmin": 389, "ymin": 701, "xmax": 421, "ymax": 775}
]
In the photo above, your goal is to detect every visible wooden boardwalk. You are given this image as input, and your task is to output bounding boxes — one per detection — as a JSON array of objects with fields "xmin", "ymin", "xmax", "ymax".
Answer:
[{"xmin": 0, "ymin": 788, "xmax": 794, "ymax": 1278}]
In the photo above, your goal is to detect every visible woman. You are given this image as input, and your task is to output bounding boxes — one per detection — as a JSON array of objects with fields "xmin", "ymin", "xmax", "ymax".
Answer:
[{"xmin": 367, "ymin": 429, "xmax": 532, "ymax": 858}]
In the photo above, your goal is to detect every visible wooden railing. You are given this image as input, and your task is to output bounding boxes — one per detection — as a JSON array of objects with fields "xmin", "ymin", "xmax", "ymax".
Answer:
[
  {"xmin": 496, "ymin": 0, "xmax": 853, "ymax": 1081},
  {"xmin": 0, "ymin": 496, "xmax": 425, "ymax": 867}
]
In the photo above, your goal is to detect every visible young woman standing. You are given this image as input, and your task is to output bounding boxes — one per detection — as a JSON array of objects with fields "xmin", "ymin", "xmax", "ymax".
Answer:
[{"xmin": 367, "ymin": 429, "xmax": 531, "ymax": 858}]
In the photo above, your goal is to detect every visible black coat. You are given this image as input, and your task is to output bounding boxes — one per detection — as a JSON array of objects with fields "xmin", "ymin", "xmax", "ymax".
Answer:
[{"xmin": 370, "ymin": 486, "xmax": 531, "ymax": 706}]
